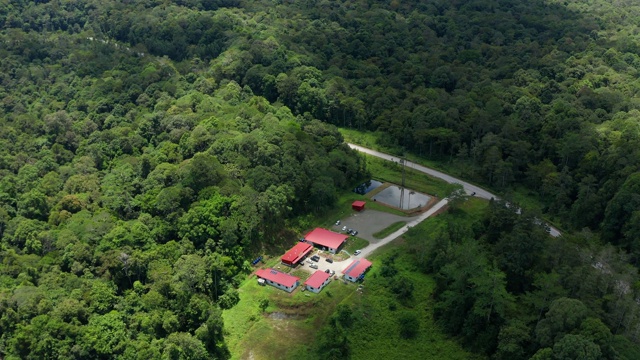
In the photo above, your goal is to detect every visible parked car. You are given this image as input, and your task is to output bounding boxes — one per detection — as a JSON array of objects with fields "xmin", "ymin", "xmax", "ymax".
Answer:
[
  {"xmin": 325, "ymin": 269, "xmax": 331, "ymax": 274},
  {"xmin": 350, "ymin": 230, "xmax": 358, "ymax": 236},
  {"xmin": 311, "ymin": 255, "xmax": 320, "ymax": 262},
  {"xmin": 341, "ymin": 225, "xmax": 347, "ymax": 231},
  {"xmin": 329, "ymin": 269, "xmax": 335, "ymax": 276},
  {"xmin": 354, "ymin": 250, "xmax": 362, "ymax": 256},
  {"xmin": 335, "ymin": 220, "xmax": 341, "ymax": 225},
  {"xmin": 310, "ymin": 263, "xmax": 318, "ymax": 269},
  {"xmin": 325, "ymin": 258, "xmax": 333, "ymax": 263}
]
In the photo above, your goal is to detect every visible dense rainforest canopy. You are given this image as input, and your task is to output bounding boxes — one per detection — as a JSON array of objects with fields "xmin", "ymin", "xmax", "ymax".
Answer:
[{"xmin": 1, "ymin": 0, "xmax": 640, "ymax": 359}]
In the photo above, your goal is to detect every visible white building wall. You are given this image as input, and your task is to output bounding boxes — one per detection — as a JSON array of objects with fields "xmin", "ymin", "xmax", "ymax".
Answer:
[
  {"xmin": 345, "ymin": 274, "xmax": 358, "ymax": 282},
  {"xmin": 265, "ymin": 279, "xmax": 298, "ymax": 292},
  {"xmin": 306, "ymin": 278, "xmax": 331, "ymax": 293}
]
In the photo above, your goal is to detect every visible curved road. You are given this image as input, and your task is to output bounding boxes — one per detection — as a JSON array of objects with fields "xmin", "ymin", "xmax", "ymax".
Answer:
[{"xmin": 347, "ymin": 143, "xmax": 561, "ymax": 238}]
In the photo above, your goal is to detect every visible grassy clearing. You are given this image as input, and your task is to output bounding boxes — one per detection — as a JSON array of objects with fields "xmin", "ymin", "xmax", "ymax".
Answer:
[
  {"xmin": 225, "ymin": 197, "xmax": 490, "ymax": 360},
  {"xmin": 336, "ymin": 198, "xmax": 489, "ymax": 359},
  {"xmin": 365, "ymin": 156, "xmax": 456, "ymax": 198},
  {"xmin": 372, "ymin": 221, "xmax": 407, "ymax": 239},
  {"xmin": 340, "ymin": 128, "xmax": 455, "ymax": 171},
  {"xmin": 338, "ymin": 235, "xmax": 485, "ymax": 360},
  {"xmin": 223, "ymin": 272, "xmax": 355, "ymax": 360},
  {"xmin": 343, "ymin": 237, "xmax": 369, "ymax": 255},
  {"xmin": 340, "ymin": 128, "xmax": 387, "ymax": 152}
]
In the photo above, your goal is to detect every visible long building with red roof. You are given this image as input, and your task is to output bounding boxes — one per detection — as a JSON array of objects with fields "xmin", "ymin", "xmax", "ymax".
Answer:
[
  {"xmin": 255, "ymin": 268, "xmax": 300, "ymax": 292},
  {"xmin": 281, "ymin": 242, "xmax": 313, "ymax": 266},
  {"xmin": 303, "ymin": 228, "xmax": 349, "ymax": 254},
  {"xmin": 342, "ymin": 258, "xmax": 372, "ymax": 282},
  {"xmin": 304, "ymin": 270, "xmax": 331, "ymax": 293}
]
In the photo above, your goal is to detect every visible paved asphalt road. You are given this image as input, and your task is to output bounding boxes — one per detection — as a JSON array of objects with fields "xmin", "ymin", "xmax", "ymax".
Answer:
[
  {"xmin": 347, "ymin": 143, "xmax": 561, "ymax": 238},
  {"xmin": 356, "ymin": 198, "xmax": 449, "ymax": 259},
  {"xmin": 303, "ymin": 198, "xmax": 449, "ymax": 275}
]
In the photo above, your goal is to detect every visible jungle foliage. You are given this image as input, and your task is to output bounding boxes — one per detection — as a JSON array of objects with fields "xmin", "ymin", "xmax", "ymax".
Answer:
[{"xmin": 2, "ymin": 0, "xmax": 640, "ymax": 359}]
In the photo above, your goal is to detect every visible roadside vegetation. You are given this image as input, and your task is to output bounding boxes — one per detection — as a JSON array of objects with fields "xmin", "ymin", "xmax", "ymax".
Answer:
[
  {"xmin": 313, "ymin": 199, "xmax": 487, "ymax": 360},
  {"xmin": 372, "ymin": 221, "xmax": 407, "ymax": 239},
  {"xmin": 342, "ymin": 237, "xmax": 369, "ymax": 255},
  {"xmin": 365, "ymin": 157, "xmax": 456, "ymax": 199}
]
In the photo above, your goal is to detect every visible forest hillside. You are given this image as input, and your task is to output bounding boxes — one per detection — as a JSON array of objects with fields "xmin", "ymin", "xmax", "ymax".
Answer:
[{"xmin": 1, "ymin": 0, "xmax": 640, "ymax": 359}]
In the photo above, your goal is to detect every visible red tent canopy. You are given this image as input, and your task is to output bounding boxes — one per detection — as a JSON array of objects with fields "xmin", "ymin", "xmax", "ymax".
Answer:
[{"xmin": 352, "ymin": 200, "xmax": 366, "ymax": 211}]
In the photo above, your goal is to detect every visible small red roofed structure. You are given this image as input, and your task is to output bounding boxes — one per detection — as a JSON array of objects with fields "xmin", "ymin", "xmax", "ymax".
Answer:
[
  {"xmin": 352, "ymin": 200, "xmax": 366, "ymax": 211},
  {"xmin": 304, "ymin": 228, "xmax": 349, "ymax": 254},
  {"xmin": 304, "ymin": 270, "xmax": 331, "ymax": 293},
  {"xmin": 342, "ymin": 258, "xmax": 372, "ymax": 282},
  {"xmin": 255, "ymin": 268, "xmax": 300, "ymax": 292},
  {"xmin": 281, "ymin": 242, "xmax": 313, "ymax": 266}
]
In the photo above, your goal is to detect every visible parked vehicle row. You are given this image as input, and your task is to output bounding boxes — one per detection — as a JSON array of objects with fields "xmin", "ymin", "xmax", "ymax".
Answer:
[{"xmin": 340, "ymin": 225, "xmax": 358, "ymax": 236}]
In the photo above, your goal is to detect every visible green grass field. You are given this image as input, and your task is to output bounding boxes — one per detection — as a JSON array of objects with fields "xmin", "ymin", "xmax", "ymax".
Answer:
[
  {"xmin": 224, "ymin": 147, "xmax": 492, "ymax": 360},
  {"xmin": 343, "ymin": 237, "xmax": 369, "ymax": 254},
  {"xmin": 372, "ymin": 221, "xmax": 407, "ymax": 239},
  {"xmin": 223, "ymin": 197, "xmax": 489, "ymax": 360},
  {"xmin": 222, "ymin": 271, "xmax": 356, "ymax": 360},
  {"xmin": 365, "ymin": 156, "xmax": 456, "ymax": 199},
  {"xmin": 338, "ymin": 198, "xmax": 488, "ymax": 359},
  {"xmin": 342, "ymin": 240, "xmax": 485, "ymax": 360}
]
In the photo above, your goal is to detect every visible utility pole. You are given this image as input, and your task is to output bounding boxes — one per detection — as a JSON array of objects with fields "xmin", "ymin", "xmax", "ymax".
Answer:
[{"xmin": 399, "ymin": 158, "xmax": 406, "ymax": 209}]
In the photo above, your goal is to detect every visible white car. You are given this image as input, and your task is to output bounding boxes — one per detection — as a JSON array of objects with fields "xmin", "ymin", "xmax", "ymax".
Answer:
[
  {"xmin": 310, "ymin": 263, "xmax": 318, "ymax": 269},
  {"xmin": 354, "ymin": 250, "xmax": 361, "ymax": 256},
  {"xmin": 341, "ymin": 225, "xmax": 347, "ymax": 231}
]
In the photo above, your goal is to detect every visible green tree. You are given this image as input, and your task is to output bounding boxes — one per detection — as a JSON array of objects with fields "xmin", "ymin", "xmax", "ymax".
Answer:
[
  {"xmin": 535, "ymin": 298, "xmax": 589, "ymax": 348},
  {"xmin": 494, "ymin": 320, "xmax": 532, "ymax": 360},
  {"xmin": 17, "ymin": 189, "xmax": 49, "ymax": 221},
  {"xmin": 180, "ymin": 153, "xmax": 226, "ymax": 193},
  {"xmin": 162, "ymin": 332, "xmax": 209, "ymax": 360},
  {"xmin": 552, "ymin": 334, "xmax": 601, "ymax": 360},
  {"xmin": 83, "ymin": 311, "xmax": 128, "ymax": 357}
]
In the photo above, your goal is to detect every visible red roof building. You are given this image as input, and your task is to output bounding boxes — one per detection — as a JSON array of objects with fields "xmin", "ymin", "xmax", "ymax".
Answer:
[
  {"xmin": 281, "ymin": 242, "xmax": 313, "ymax": 266},
  {"xmin": 304, "ymin": 270, "xmax": 332, "ymax": 293},
  {"xmin": 342, "ymin": 258, "xmax": 372, "ymax": 282},
  {"xmin": 352, "ymin": 200, "xmax": 366, "ymax": 211},
  {"xmin": 256, "ymin": 268, "xmax": 300, "ymax": 292},
  {"xmin": 304, "ymin": 228, "xmax": 349, "ymax": 254}
]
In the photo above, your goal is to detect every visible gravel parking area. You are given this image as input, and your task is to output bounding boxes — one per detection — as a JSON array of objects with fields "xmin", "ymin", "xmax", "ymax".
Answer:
[{"xmin": 331, "ymin": 210, "xmax": 419, "ymax": 244}]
